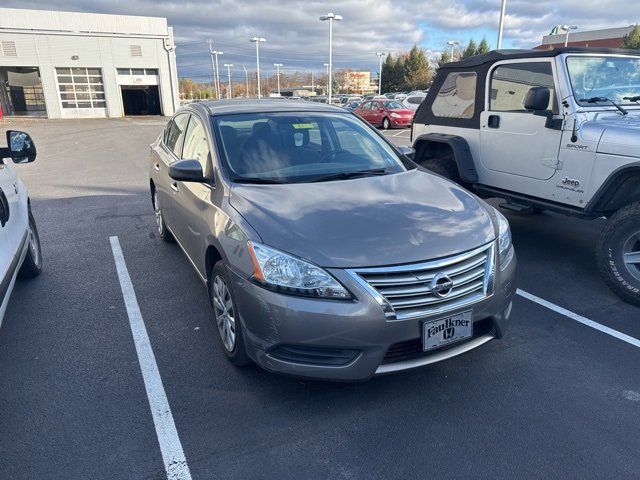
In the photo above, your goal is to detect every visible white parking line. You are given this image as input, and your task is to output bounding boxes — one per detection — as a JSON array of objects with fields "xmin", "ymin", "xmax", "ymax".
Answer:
[
  {"xmin": 516, "ymin": 289, "xmax": 640, "ymax": 349},
  {"xmin": 110, "ymin": 236, "xmax": 192, "ymax": 480},
  {"xmin": 393, "ymin": 130, "xmax": 410, "ymax": 137}
]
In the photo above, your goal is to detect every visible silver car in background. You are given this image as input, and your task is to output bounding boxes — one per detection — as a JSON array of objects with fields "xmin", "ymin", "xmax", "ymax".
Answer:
[{"xmin": 149, "ymin": 100, "xmax": 516, "ymax": 381}]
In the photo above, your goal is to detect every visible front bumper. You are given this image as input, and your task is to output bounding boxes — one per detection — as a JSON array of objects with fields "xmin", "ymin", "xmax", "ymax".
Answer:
[
  {"xmin": 229, "ymin": 252, "xmax": 516, "ymax": 381},
  {"xmin": 391, "ymin": 117, "xmax": 413, "ymax": 128}
]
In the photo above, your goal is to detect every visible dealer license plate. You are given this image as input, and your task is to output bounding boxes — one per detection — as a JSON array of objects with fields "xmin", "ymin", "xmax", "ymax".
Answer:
[{"xmin": 422, "ymin": 311, "xmax": 473, "ymax": 351}]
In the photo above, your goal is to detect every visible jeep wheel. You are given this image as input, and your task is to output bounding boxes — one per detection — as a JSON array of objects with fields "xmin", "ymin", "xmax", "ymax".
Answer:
[
  {"xmin": 597, "ymin": 202, "xmax": 640, "ymax": 307},
  {"xmin": 420, "ymin": 155, "xmax": 462, "ymax": 184}
]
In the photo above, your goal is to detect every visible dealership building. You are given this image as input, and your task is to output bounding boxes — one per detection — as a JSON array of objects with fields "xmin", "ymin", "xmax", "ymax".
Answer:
[{"xmin": 0, "ymin": 7, "xmax": 179, "ymax": 118}]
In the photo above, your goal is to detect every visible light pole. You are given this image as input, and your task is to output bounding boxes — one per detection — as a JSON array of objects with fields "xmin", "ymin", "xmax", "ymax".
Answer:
[
  {"xmin": 447, "ymin": 41, "xmax": 460, "ymax": 61},
  {"xmin": 497, "ymin": 0, "xmax": 507, "ymax": 49},
  {"xmin": 562, "ymin": 25, "xmax": 578, "ymax": 46},
  {"xmin": 242, "ymin": 65, "xmax": 249, "ymax": 98},
  {"xmin": 224, "ymin": 64, "xmax": 234, "ymax": 98},
  {"xmin": 250, "ymin": 37, "xmax": 266, "ymax": 99},
  {"xmin": 376, "ymin": 52, "xmax": 387, "ymax": 96},
  {"xmin": 324, "ymin": 63, "xmax": 330, "ymax": 95},
  {"xmin": 212, "ymin": 50, "xmax": 223, "ymax": 99},
  {"xmin": 208, "ymin": 40, "xmax": 218, "ymax": 98},
  {"xmin": 320, "ymin": 12, "xmax": 342, "ymax": 104},
  {"xmin": 274, "ymin": 63, "xmax": 283, "ymax": 96}
]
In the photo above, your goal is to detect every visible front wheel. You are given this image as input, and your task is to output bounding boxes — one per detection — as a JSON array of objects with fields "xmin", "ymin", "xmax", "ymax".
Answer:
[
  {"xmin": 382, "ymin": 117, "xmax": 391, "ymax": 130},
  {"xmin": 18, "ymin": 209, "xmax": 42, "ymax": 279},
  {"xmin": 209, "ymin": 261, "xmax": 252, "ymax": 366},
  {"xmin": 597, "ymin": 202, "xmax": 640, "ymax": 306}
]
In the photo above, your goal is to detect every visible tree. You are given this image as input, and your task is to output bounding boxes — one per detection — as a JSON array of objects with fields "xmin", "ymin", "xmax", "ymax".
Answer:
[
  {"xmin": 462, "ymin": 39, "xmax": 478, "ymax": 59},
  {"xmin": 381, "ymin": 53, "xmax": 404, "ymax": 92},
  {"xmin": 621, "ymin": 25, "xmax": 640, "ymax": 49},
  {"xmin": 404, "ymin": 45, "xmax": 432, "ymax": 90},
  {"xmin": 477, "ymin": 37, "xmax": 490, "ymax": 54},
  {"xmin": 437, "ymin": 51, "xmax": 452, "ymax": 67}
]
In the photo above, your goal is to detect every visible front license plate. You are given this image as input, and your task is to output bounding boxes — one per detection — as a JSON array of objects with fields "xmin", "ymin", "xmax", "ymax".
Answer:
[{"xmin": 422, "ymin": 311, "xmax": 473, "ymax": 352}]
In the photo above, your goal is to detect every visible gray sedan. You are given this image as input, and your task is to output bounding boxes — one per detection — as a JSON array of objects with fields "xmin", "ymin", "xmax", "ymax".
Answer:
[{"xmin": 149, "ymin": 99, "xmax": 516, "ymax": 381}]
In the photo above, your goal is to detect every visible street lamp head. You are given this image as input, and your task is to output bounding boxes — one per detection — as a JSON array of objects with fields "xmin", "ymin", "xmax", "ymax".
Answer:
[
  {"xmin": 212, "ymin": 50, "xmax": 223, "ymax": 55},
  {"xmin": 250, "ymin": 37, "xmax": 266, "ymax": 43},
  {"xmin": 274, "ymin": 63, "xmax": 283, "ymax": 67},
  {"xmin": 224, "ymin": 64, "xmax": 234, "ymax": 67},
  {"xmin": 376, "ymin": 52, "xmax": 387, "ymax": 57},
  {"xmin": 320, "ymin": 12, "xmax": 342, "ymax": 21},
  {"xmin": 447, "ymin": 40, "xmax": 460, "ymax": 46}
]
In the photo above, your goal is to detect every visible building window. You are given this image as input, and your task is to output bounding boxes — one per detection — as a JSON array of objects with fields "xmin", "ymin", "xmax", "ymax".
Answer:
[
  {"xmin": 129, "ymin": 45, "xmax": 142, "ymax": 57},
  {"xmin": 56, "ymin": 67, "xmax": 106, "ymax": 109},
  {"xmin": 0, "ymin": 41, "xmax": 17, "ymax": 57},
  {"xmin": 431, "ymin": 72, "xmax": 477, "ymax": 119}
]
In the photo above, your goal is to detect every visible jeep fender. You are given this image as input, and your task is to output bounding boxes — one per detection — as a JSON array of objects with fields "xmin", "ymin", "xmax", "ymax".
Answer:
[
  {"xmin": 586, "ymin": 165, "xmax": 640, "ymax": 215},
  {"xmin": 412, "ymin": 133, "xmax": 478, "ymax": 183}
]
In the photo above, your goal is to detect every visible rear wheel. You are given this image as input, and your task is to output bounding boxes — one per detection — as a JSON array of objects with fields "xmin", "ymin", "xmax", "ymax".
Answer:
[
  {"xmin": 153, "ymin": 191, "xmax": 173, "ymax": 242},
  {"xmin": 597, "ymin": 202, "xmax": 640, "ymax": 306},
  {"xmin": 18, "ymin": 209, "xmax": 42, "ymax": 279},
  {"xmin": 382, "ymin": 117, "xmax": 391, "ymax": 130},
  {"xmin": 420, "ymin": 155, "xmax": 462, "ymax": 184}
]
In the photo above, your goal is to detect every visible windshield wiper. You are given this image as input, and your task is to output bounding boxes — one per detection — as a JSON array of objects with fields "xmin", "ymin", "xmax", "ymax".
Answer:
[
  {"xmin": 234, "ymin": 176, "xmax": 287, "ymax": 184},
  {"xmin": 579, "ymin": 96, "xmax": 628, "ymax": 115},
  {"xmin": 307, "ymin": 168, "xmax": 389, "ymax": 183},
  {"xmin": 623, "ymin": 96, "xmax": 640, "ymax": 103}
]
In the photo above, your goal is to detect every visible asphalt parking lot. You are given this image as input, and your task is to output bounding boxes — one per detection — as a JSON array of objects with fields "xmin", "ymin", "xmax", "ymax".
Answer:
[{"xmin": 1, "ymin": 117, "xmax": 639, "ymax": 479}]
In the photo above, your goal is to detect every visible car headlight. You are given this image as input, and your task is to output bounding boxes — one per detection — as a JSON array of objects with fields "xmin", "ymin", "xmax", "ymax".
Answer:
[
  {"xmin": 247, "ymin": 242, "xmax": 351, "ymax": 299},
  {"xmin": 390, "ymin": 112, "xmax": 400, "ymax": 118},
  {"xmin": 492, "ymin": 207, "xmax": 514, "ymax": 269}
]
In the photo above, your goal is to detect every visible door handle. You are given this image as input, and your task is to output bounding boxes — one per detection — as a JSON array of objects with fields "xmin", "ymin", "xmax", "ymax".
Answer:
[
  {"xmin": 153, "ymin": 163, "xmax": 160, "ymax": 171},
  {"xmin": 488, "ymin": 115, "xmax": 500, "ymax": 129},
  {"xmin": 171, "ymin": 182, "xmax": 179, "ymax": 192}
]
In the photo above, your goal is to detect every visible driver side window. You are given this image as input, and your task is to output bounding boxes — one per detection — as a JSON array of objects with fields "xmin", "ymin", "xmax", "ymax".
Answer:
[{"xmin": 490, "ymin": 62, "xmax": 556, "ymax": 113}]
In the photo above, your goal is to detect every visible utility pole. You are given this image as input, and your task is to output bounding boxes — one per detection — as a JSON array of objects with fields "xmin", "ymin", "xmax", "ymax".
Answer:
[
  {"xmin": 376, "ymin": 52, "xmax": 387, "ymax": 95},
  {"xmin": 311, "ymin": 71, "xmax": 314, "ymax": 94},
  {"xmin": 224, "ymin": 64, "xmax": 234, "ymax": 98},
  {"xmin": 273, "ymin": 63, "xmax": 283, "ymax": 96},
  {"xmin": 242, "ymin": 65, "xmax": 249, "ymax": 98},
  {"xmin": 208, "ymin": 40, "xmax": 218, "ymax": 98},
  {"xmin": 324, "ymin": 63, "xmax": 330, "ymax": 95},
  {"xmin": 497, "ymin": 0, "xmax": 507, "ymax": 49}
]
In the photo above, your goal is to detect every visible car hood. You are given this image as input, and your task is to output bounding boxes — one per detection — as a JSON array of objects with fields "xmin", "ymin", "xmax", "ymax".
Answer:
[
  {"xmin": 229, "ymin": 170, "xmax": 496, "ymax": 268},
  {"xmin": 586, "ymin": 112, "xmax": 640, "ymax": 157}
]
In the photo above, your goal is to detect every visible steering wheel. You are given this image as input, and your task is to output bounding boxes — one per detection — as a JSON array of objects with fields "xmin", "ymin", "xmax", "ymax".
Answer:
[{"xmin": 319, "ymin": 150, "xmax": 349, "ymax": 163}]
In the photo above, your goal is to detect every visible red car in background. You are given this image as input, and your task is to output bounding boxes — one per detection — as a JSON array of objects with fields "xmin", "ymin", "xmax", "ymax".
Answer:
[{"xmin": 353, "ymin": 99, "xmax": 414, "ymax": 129}]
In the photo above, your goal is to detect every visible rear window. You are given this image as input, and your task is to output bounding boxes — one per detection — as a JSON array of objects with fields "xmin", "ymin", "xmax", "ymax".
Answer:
[{"xmin": 431, "ymin": 72, "xmax": 477, "ymax": 119}]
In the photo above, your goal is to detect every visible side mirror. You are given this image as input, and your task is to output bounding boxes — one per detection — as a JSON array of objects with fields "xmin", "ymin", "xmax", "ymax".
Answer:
[
  {"xmin": 397, "ymin": 145, "xmax": 415, "ymax": 159},
  {"xmin": 6, "ymin": 130, "xmax": 37, "ymax": 163},
  {"xmin": 524, "ymin": 87, "xmax": 550, "ymax": 112},
  {"xmin": 168, "ymin": 159, "xmax": 205, "ymax": 182}
]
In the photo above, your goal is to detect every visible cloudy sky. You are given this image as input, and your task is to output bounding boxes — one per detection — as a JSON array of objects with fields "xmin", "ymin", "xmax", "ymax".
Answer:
[{"xmin": 4, "ymin": 0, "xmax": 639, "ymax": 81}]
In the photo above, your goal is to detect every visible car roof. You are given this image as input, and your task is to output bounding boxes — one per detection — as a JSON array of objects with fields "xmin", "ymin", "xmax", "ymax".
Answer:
[
  {"xmin": 185, "ymin": 98, "xmax": 345, "ymax": 116},
  {"xmin": 440, "ymin": 47, "xmax": 640, "ymax": 69}
]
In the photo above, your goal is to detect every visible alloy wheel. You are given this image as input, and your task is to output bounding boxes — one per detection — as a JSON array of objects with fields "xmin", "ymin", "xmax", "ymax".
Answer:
[
  {"xmin": 29, "ymin": 227, "xmax": 40, "ymax": 267},
  {"xmin": 154, "ymin": 192, "xmax": 163, "ymax": 236},
  {"xmin": 622, "ymin": 229, "xmax": 640, "ymax": 282},
  {"xmin": 212, "ymin": 275, "xmax": 236, "ymax": 352}
]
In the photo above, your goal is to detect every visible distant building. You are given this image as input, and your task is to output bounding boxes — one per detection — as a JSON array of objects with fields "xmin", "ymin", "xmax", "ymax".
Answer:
[
  {"xmin": 0, "ymin": 7, "xmax": 179, "ymax": 118},
  {"xmin": 535, "ymin": 25, "xmax": 636, "ymax": 50},
  {"xmin": 346, "ymin": 71, "xmax": 376, "ymax": 95}
]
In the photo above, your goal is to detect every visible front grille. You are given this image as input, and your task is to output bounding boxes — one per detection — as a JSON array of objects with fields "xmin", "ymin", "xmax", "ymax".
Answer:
[
  {"xmin": 349, "ymin": 243, "xmax": 494, "ymax": 321},
  {"xmin": 268, "ymin": 345, "xmax": 361, "ymax": 367},
  {"xmin": 381, "ymin": 317, "xmax": 494, "ymax": 365}
]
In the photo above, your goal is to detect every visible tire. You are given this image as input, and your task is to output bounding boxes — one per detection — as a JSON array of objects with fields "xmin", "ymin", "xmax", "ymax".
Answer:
[
  {"xmin": 382, "ymin": 117, "xmax": 391, "ymax": 130},
  {"xmin": 153, "ymin": 191, "xmax": 174, "ymax": 243},
  {"xmin": 596, "ymin": 202, "xmax": 640, "ymax": 307},
  {"xmin": 18, "ymin": 209, "xmax": 42, "ymax": 279},
  {"xmin": 209, "ymin": 261, "xmax": 252, "ymax": 366},
  {"xmin": 420, "ymin": 155, "xmax": 462, "ymax": 184}
]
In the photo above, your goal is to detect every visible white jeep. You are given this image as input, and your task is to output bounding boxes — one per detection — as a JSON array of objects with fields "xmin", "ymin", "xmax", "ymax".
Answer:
[{"xmin": 411, "ymin": 47, "xmax": 640, "ymax": 306}]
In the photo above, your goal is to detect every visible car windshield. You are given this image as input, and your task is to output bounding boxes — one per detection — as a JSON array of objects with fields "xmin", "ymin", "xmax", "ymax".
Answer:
[
  {"xmin": 383, "ymin": 101, "xmax": 404, "ymax": 110},
  {"xmin": 214, "ymin": 112, "xmax": 408, "ymax": 183},
  {"xmin": 567, "ymin": 56, "xmax": 640, "ymax": 106}
]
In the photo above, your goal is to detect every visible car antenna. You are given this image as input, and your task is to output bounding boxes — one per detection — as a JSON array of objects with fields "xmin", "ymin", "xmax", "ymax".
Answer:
[{"xmin": 571, "ymin": 118, "xmax": 578, "ymax": 143}]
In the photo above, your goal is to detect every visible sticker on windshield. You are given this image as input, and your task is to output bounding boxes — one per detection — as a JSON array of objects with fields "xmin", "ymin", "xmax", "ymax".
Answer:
[{"xmin": 292, "ymin": 123, "xmax": 315, "ymax": 129}]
